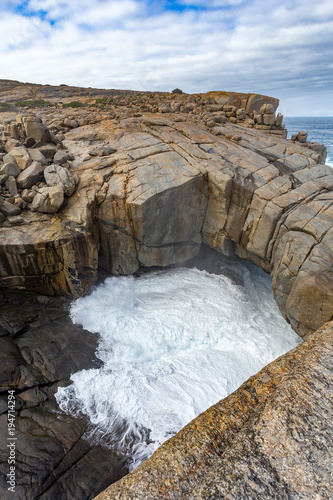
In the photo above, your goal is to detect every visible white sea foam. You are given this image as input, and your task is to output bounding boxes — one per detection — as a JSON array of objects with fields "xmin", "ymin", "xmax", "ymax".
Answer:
[{"xmin": 56, "ymin": 261, "xmax": 301, "ymax": 469}]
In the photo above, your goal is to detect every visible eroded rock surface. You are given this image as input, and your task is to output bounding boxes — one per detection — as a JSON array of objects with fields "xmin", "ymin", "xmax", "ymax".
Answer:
[
  {"xmin": 1, "ymin": 96, "xmax": 332, "ymax": 336},
  {"xmin": 0, "ymin": 289, "xmax": 128, "ymax": 500},
  {"xmin": 95, "ymin": 321, "xmax": 333, "ymax": 500}
]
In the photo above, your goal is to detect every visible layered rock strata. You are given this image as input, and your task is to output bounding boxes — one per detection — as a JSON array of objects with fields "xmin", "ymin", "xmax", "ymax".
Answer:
[{"xmin": 95, "ymin": 321, "xmax": 333, "ymax": 500}]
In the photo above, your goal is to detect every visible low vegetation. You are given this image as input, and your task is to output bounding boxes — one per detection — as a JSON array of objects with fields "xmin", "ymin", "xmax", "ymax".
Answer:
[
  {"xmin": 15, "ymin": 99, "xmax": 55, "ymax": 108},
  {"xmin": 63, "ymin": 101, "xmax": 85, "ymax": 108}
]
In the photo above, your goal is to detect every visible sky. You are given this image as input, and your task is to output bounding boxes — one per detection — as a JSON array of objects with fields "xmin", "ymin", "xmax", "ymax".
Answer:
[{"xmin": 0, "ymin": 0, "xmax": 332, "ymax": 116}]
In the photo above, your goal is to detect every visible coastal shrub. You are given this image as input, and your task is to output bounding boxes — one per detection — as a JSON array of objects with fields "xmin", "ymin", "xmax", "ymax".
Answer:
[
  {"xmin": 172, "ymin": 88, "xmax": 183, "ymax": 94},
  {"xmin": 63, "ymin": 101, "xmax": 85, "ymax": 108},
  {"xmin": 0, "ymin": 102, "xmax": 11, "ymax": 109},
  {"xmin": 15, "ymin": 99, "xmax": 54, "ymax": 108}
]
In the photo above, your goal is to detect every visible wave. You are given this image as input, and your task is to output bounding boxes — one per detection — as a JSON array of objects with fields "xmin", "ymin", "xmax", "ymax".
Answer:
[{"xmin": 56, "ymin": 264, "xmax": 301, "ymax": 470}]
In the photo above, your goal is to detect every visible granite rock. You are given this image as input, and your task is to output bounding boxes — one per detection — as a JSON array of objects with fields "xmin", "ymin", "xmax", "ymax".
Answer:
[{"xmin": 95, "ymin": 322, "xmax": 333, "ymax": 500}]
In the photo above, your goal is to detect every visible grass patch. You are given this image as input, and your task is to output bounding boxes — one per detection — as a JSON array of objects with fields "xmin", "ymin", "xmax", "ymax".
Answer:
[
  {"xmin": 0, "ymin": 102, "xmax": 11, "ymax": 109},
  {"xmin": 63, "ymin": 101, "xmax": 85, "ymax": 108}
]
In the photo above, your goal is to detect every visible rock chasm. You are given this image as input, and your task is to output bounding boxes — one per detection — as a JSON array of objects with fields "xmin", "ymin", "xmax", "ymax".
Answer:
[{"xmin": 0, "ymin": 81, "xmax": 332, "ymax": 499}]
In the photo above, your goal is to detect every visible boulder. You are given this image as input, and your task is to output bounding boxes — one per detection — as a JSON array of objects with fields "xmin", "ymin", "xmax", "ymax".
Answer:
[
  {"xmin": 16, "ymin": 161, "xmax": 44, "ymax": 189},
  {"xmin": 5, "ymin": 176, "xmax": 17, "ymax": 196},
  {"xmin": 275, "ymin": 112, "xmax": 283, "ymax": 127},
  {"xmin": 297, "ymin": 130, "xmax": 308, "ymax": 143},
  {"xmin": 0, "ymin": 162, "xmax": 20, "ymax": 178},
  {"xmin": 24, "ymin": 137, "xmax": 36, "ymax": 148},
  {"xmin": 0, "ymin": 174, "xmax": 8, "ymax": 185},
  {"xmin": 44, "ymin": 164, "xmax": 76, "ymax": 196},
  {"xmin": 21, "ymin": 188, "xmax": 37, "ymax": 203},
  {"xmin": 53, "ymin": 150, "xmax": 69, "ymax": 165},
  {"xmin": 0, "ymin": 200, "xmax": 21, "ymax": 216},
  {"xmin": 28, "ymin": 148, "xmax": 48, "ymax": 165},
  {"xmin": 8, "ymin": 146, "xmax": 31, "ymax": 171},
  {"xmin": 259, "ymin": 103, "xmax": 275, "ymax": 114},
  {"xmin": 236, "ymin": 108, "xmax": 246, "ymax": 120},
  {"xmin": 31, "ymin": 185, "xmax": 64, "ymax": 213},
  {"xmin": 213, "ymin": 115, "xmax": 227, "ymax": 124},
  {"xmin": 170, "ymin": 101, "xmax": 181, "ymax": 112},
  {"xmin": 246, "ymin": 94, "xmax": 279, "ymax": 114},
  {"xmin": 19, "ymin": 115, "xmax": 50, "ymax": 145},
  {"xmin": 2, "ymin": 152, "xmax": 16, "ymax": 165},
  {"xmin": 63, "ymin": 118, "xmax": 79, "ymax": 129},
  {"xmin": 158, "ymin": 104, "xmax": 172, "ymax": 113},
  {"xmin": 263, "ymin": 113, "xmax": 275, "ymax": 125},
  {"xmin": 4, "ymin": 138, "xmax": 20, "ymax": 153}
]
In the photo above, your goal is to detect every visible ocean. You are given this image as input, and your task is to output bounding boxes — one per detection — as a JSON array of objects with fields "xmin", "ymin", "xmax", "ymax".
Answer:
[{"xmin": 284, "ymin": 116, "xmax": 333, "ymax": 167}]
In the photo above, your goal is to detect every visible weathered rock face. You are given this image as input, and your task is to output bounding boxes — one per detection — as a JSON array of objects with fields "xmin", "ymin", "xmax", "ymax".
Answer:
[
  {"xmin": 0, "ymin": 212, "xmax": 98, "ymax": 297},
  {"xmin": 95, "ymin": 321, "xmax": 333, "ymax": 500},
  {"xmin": 0, "ymin": 289, "xmax": 128, "ymax": 500},
  {"xmin": 0, "ymin": 89, "xmax": 331, "ymax": 335}
]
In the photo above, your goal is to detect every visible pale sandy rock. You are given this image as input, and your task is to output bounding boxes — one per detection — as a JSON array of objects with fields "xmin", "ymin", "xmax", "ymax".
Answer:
[
  {"xmin": 246, "ymin": 94, "xmax": 279, "ymax": 114},
  {"xmin": 158, "ymin": 104, "xmax": 172, "ymax": 113},
  {"xmin": 236, "ymin": 107, "xmax": 246, "ymax": 120},
  {"xmin": 8, "ymin": 146, "xmax": 31, "ymax": 170},
  {"xmin": 297, "ymin": 130, "xmax": 308, "ymax": 143},
  {"xmin": 170, "ymin": 101, "xmax": 182, "ymax": 112},
  {"xmin": 32, "ymin": 185, "xmax": 64, "ymax": 213},
  {"xmin": 275, "ymin": 112, "xmax": 283, "ymax": 127},
  {"xmin": 263, "ymin": 113, "xmax": 276, "ymax": 125},
  {"xmin": 44, "ymin": 164, "xmax": 76, "ymax": 196},
  {"xmin": 63, "ymin": 118, "xmax": 79, "ymax": 128},
  {"xmin": 4, "ymin": 138, "xmax": 20, "ymax": 153},
  {"xmin": 19, "ymin": 115, "xmax": 50, "ymax": 145},
  {"xmin": 54, "ymin": 150, "xmax": 70, "ymax": 165}
]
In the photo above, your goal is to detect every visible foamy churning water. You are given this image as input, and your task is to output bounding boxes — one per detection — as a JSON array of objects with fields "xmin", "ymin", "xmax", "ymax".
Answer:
[{"xmin": 56, "ymin": 262, "xmax": 301, "ymax": 470}]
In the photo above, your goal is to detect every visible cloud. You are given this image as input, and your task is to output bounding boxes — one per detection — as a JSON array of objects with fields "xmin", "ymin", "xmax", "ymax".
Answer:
[{"xmin": 0, "ymin": 0, "xmax": 332, "ymax": 115}]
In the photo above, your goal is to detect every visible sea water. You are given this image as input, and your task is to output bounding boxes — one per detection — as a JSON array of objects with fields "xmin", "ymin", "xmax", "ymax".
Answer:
[
  {"xmin": 284, "ymin": 116, "xmax": 333, "ymax": 167},
  {"xmin": 56, "ymin": 259, "xmax": 301, "ymax": 470}
]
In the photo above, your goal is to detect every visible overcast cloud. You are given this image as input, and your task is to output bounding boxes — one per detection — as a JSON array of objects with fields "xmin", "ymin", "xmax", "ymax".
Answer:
[{"xmin": 0, "ymin": 0, "xmax": 332, "ymax": 115}]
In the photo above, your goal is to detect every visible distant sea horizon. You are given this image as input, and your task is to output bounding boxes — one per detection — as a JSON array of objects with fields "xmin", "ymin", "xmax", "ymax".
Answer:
[{"xmin": 284, "ymin": 116, "xmax": 333, "ymax": 167}]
